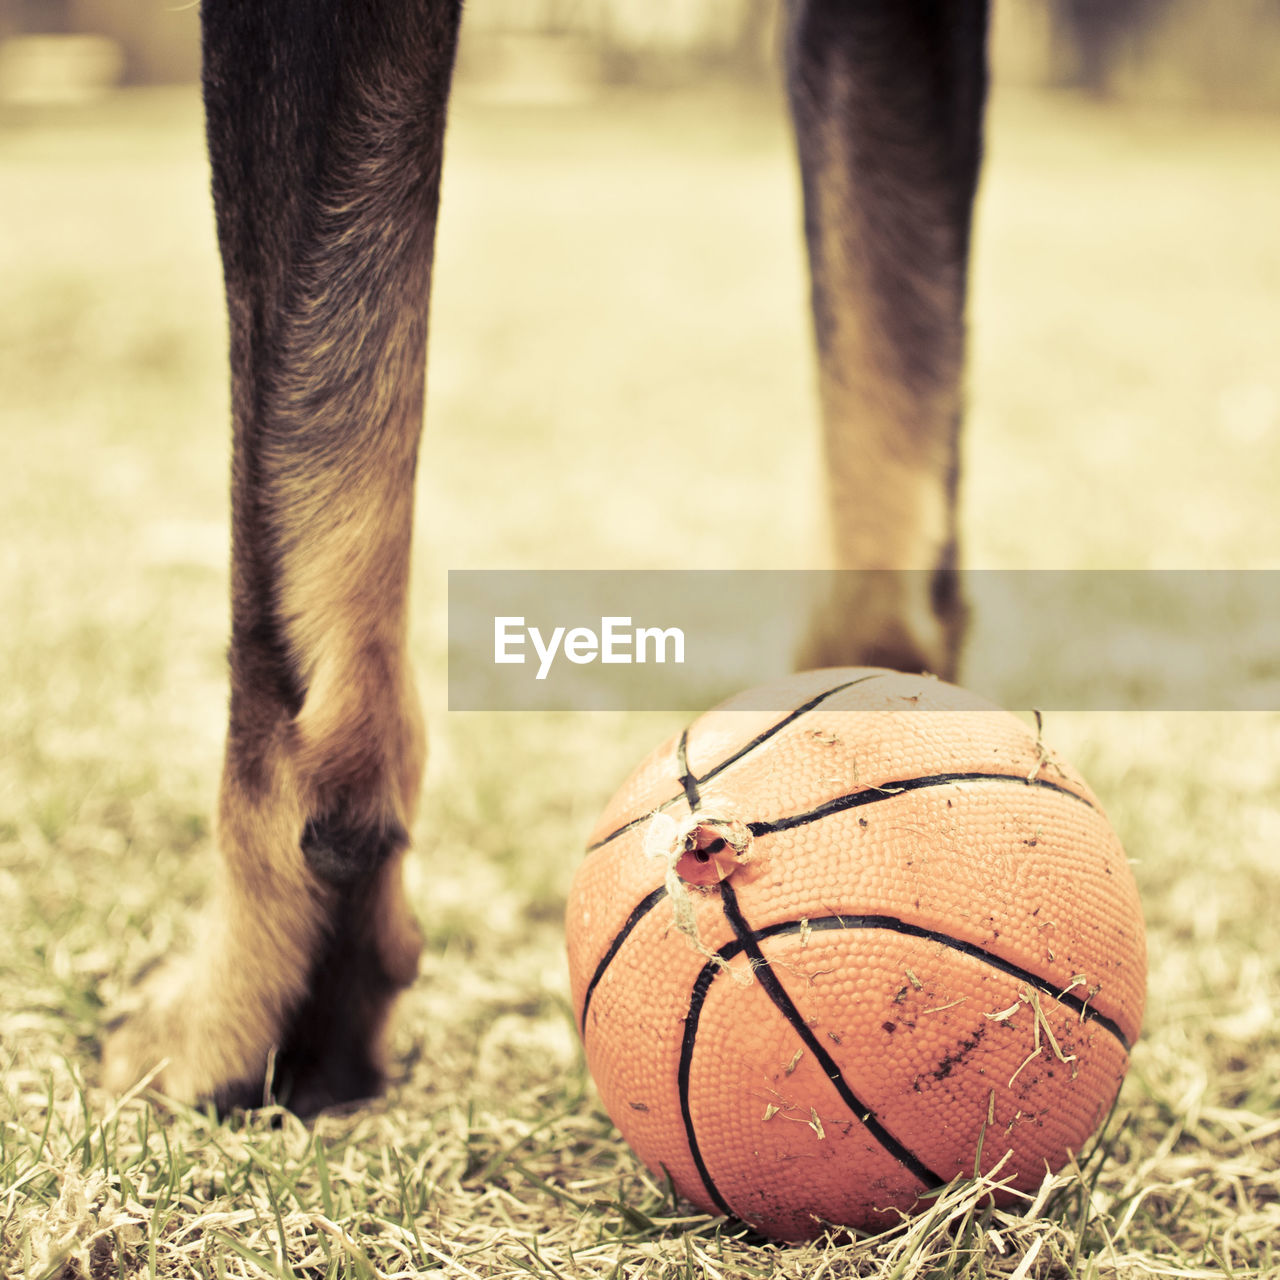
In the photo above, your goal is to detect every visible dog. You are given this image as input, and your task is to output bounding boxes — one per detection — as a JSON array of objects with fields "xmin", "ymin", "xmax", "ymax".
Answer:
[{"xmin": 102, "ymin": 0, "xmax": 988, "ymax": 1115}]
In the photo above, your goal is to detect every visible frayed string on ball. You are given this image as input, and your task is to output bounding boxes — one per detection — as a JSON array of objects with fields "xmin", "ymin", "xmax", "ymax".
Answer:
[{"xmin": 643, "ymin": 805, "xmax": 754, "ymax": 983}]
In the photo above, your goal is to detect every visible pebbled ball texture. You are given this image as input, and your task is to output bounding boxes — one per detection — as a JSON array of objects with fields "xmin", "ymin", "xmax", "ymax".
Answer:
[{"xmin": 566, "ymin": 668, "xmax": 1146, "ymax": 1242}]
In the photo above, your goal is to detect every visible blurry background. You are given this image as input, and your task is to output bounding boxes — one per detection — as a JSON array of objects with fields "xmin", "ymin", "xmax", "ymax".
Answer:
[
  {"xmin": 2, "ymin": 2, "xmax": 1279, "ymax": 1274},
  {"xmin": 4, "ymin": 0, "xmax": 1280, "ymax": 106}
]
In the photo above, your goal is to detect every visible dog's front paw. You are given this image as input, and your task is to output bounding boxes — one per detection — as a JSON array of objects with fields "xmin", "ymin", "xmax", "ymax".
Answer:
[
  {"xmin": 797, "ymin": 567, "xmax": 966, "ymax": 680},
  {"xmin": 102, "ymin": 903, "xmax": 417, "ymax": 1115},
  {"xmin": 102, "ymin": 844, "xmax": 423, "ymax": 1116},
  {"xmin": 101, "ymin": 958, "xmax": 277, "ymax": 1111}
]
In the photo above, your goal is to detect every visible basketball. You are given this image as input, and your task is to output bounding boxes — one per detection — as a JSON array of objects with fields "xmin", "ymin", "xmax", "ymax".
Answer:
[{"xmin": 566, "ymin": 668, "xmax": 1146, "ymax": 1242}]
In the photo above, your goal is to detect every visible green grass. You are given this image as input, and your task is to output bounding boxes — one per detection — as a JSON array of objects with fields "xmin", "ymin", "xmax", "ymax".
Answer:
[{"xmin": 3, "ymin": 70, "xmax": 1280, "ymax": 1278}]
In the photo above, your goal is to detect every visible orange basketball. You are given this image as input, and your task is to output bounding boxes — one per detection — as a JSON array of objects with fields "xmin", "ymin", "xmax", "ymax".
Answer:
[{"xmin": 566, "ymin": 668, "xmax": 1146, "ymax": 1242}]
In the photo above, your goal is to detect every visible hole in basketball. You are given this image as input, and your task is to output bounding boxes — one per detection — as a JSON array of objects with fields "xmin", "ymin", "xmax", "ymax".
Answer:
[{"xmin": 677, "ymin": 823, "xmax": 748, "ymax": 885}]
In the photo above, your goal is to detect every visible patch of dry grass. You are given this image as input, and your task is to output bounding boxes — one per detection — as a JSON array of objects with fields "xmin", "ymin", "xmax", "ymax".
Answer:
[{"xmin": 2, "ymin": 70, "xmax": 1279, "ymax": 1279}]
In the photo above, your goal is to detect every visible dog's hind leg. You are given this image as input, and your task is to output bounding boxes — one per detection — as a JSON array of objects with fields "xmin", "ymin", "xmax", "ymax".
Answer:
[
  {"xmin": 103, "ymin": 0, "xmax": 462, "ymax": 1114},
  {"xmin": 786, "ymin": 0, "xmax": 988, "ymax": 679}
]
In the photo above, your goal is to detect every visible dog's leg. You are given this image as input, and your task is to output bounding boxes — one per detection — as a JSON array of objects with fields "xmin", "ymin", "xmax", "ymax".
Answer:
[
  {"xmin": 103, "ymin": 0, "xmax": 461, "ymax": 1114},
  {"xmin": 786, "ymin": 0, "xmax": 988, "ymax": 679}
]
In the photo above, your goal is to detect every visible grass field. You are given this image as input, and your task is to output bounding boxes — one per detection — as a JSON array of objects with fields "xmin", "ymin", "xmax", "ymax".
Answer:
[{"xmin": 3, "ymin": 64, "xmax": 1280, "ymax": 1279}]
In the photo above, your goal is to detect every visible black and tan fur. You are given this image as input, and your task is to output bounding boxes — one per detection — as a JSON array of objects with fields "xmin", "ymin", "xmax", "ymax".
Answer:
[{"xmin": 103, "ymin": 0, "xmax": 989, "ymax": 1114}]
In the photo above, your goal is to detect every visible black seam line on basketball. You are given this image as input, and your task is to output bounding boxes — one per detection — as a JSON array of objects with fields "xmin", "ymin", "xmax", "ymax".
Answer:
[
  {"xmin": 676, "ymin": 727, "xmax": 701, "ymax": 809},
  {"xmin": 718, "ymin": 880, "xmax": 947, "ymax": 1191},
  {"xmin": 673, "ymin": 913, "xmax": 1133, "ymax": 1225},
  {"xmin": 747, "ymin": 914, "xmax": 1132, "ymax": 1052},
  {"xmin": 693, "ymin": 672, "xmax": 887, "ymax": 789},
  {"xmin": 585, "ymin": 795, "xmax": 684, "ymax": 853},
  {"xmin": 584, "ymin": 674, "xmax": 884, "ymax": 852},
  {"xmin": 678, "ymin": 946, "xmax": 748, "ymax": 1219},
  {"xmin": 747, "ymin": 772, "xmax": 1100, "ymax": 837},
  {"xmin": 579, "ymin": 885, "xmax": 668, "ymax": 1034}
]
